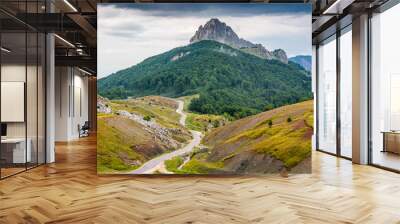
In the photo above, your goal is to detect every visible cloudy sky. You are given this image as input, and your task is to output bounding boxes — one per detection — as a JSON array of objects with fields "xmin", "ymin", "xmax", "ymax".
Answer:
[{"xmin": 98, "ymin": 4, "xmax": 311, "ymax": 79}]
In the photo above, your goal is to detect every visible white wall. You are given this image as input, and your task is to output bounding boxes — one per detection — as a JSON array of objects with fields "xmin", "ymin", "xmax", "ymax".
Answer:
[
  {"xmin": 1, "ymin": 63, "xmax": 46, "ymax": 164},
  {"xmin": 55, "ymin": 66, "xmax": 70, "ymax": 141},
  {"xmin": 70, "ymin": 72, "xmax": 89, "ymax": 138},
  {"xmin": 0, "ymin": 65, "xmax": 41, "ymax": 137},
  {"xmin": 55, "ymin": 67, "xmax": 89, "ymax": 141}
]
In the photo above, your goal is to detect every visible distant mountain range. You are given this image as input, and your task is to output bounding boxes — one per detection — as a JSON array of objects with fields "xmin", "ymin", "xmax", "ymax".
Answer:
[
  {"xmin": 289, "ymin": 55, "xmax": 311, "ymax": 72},
  {"xmin": 98, "ymin": 18, "xmax": 312, "ymax": 118},
  {"xmin": 190, "ymin": 18, "xmax": 288, "ymax": 63}
]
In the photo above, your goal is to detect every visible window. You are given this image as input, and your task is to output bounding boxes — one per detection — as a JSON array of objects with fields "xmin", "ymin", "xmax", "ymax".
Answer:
[
  {"xmin": 317, "ymin": 35, "xmax": 337, "ymax": 154},
  {"xmin": 339, "ymin": 27, "xmax": 352, "ymax": 158},
  {"xmin": 370, "ymin": 3, "xmax": 400, "ymax": 171},
  {"xmin": 316, "ymin": 25, "xmax": 353, "ymax": 158}
]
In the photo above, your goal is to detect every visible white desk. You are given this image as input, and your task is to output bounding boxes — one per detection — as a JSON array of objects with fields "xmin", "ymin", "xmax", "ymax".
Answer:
[{"xmin": 1, "ymin": 138, "xmax": 31, "ymax": 163}]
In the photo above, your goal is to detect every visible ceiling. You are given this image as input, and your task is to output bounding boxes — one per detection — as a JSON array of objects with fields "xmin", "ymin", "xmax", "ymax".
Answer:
[{"xmin": 0, "ymin": 0, "xmax": 392, "ymax": 76}]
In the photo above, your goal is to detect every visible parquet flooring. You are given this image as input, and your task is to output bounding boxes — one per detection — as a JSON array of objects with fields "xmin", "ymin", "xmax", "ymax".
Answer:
[{"xmin": 1, "ymin": 135, "xmax": 400, "ymax": 223}]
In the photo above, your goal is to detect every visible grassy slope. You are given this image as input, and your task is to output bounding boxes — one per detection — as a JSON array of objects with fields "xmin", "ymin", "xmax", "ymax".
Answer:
[
  {"xmin": 165, "ymin": 155, "xmax": 223, "ymax": 174},
  {"xmin": 203, "ymin": 100, "xmax": 314, "ymax": 170},
  {"xmin": 178, "ymin": 95, "xmax": 227, "ymax": 133},
  {"xmin": 97, "ymin": 96, "xmax": 192, "ymax": 173},
  {"xmin": 97, "ymin": 115, "xmax": 145, "ymax": 173},
  {"xmin": 164, "ymin": 156, "xmax": 184, "ymax": 173},
  {"xmin": 112, "ymin": 96, "xmax": 182, "ymax": 129}
]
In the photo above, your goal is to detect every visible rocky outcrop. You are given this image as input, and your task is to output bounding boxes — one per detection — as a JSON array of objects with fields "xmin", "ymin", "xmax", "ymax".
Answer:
[
  {"xmin": 272, "ymin": 49, "xmax": 288, "ymax": 64},
  {"xmin": 190, "ymin": 18, "xmax": 288, "ymax": 63},
  {"xmin": 240, "ymin": 44, "xmax": 275, "ymax": 60},
  {"xmin": 97, "ymin": 96, "xmax": 112, "ymax": 114},
  {"xmin": 190, "ymin": 18, "xmax": 254, "ymax": 49},
  {"xmin": 170, "ymin": 51, "xmax": 191, "ymax": 62},
  {"xmin": 116, "ymin": 110, "xmax": 182, "ymax": 150}
]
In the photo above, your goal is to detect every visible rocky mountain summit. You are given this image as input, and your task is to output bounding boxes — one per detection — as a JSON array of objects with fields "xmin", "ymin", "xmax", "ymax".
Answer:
[
  {"xmin": 190, "ymin": 18, "xmax": 288, "ymax": 63},
  {"xmin": 190, "ymin": 18, "xmax": 254, "ymax": 49},
  {"xmin": 271, "ymin": 49, "xmax": 288, "ymax": 64}
]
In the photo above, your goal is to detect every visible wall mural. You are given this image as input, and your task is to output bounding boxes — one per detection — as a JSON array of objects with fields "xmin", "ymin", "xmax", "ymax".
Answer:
[{"xmin": 97, "ymin": 3, "xmax": 313, "ymax": 175}]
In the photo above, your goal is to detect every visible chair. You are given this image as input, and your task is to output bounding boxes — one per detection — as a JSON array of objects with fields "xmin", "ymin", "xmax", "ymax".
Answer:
[{"xmin": 79, "ymin": 121, "xmax": 90, "ymax": 138}]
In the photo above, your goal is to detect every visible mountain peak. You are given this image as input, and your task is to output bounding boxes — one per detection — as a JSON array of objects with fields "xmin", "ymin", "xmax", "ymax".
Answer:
[
  {"xmin": 208, "ymin": 18, "xmax": 223, "ymax": 24},
  {"xmin": 190, "ymin": 18, "xmax": 251, "ymax": 48},
  {"xmin": 189, "ymin": 18, "xmax": 247, "ymax": 48},
  {"xmin": 272, "ymin": 49, "xmax": 288, "ymax": 64},
  {"xmin": 205, "ymin": 18, "xmax": 228, "ymax": 29},
  {"xmin": 189, "ymin": 18, "xmax": 288, "ymax": 63}
]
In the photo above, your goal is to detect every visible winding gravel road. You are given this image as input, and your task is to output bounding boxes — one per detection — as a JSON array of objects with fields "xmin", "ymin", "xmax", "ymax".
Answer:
[{"xmin": 130, "ymin": 100, "xmax": 202, "ymax": 174}]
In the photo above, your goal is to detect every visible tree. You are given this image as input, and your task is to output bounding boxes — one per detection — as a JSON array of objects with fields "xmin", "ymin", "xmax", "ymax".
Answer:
[
  {"xmin": 212, "ymin": 120, "xmax": 220, "ymax": 128},
  {"xmin": 143, "ymin": 115, "xmax": 151, "ymax": 121},
  {"xmin": 287, "ymin": 117, "xmax": 292, "ymax": 123},
  {"xmin": 267, "ymin": 120, "xmax": 273, "ymax": 128},
  {"xmin": 264, "ymin": 104, "xmax": 274, "ymax": 111}
]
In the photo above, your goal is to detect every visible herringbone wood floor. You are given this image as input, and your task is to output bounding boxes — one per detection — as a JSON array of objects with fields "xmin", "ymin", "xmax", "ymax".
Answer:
[{"xmin": 1, "ymin": 135, "xmax": 400, "ymax": 224}]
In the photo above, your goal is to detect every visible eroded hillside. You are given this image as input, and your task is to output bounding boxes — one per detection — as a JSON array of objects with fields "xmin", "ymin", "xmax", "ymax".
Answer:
[
  {"xmin": 97, "ymin": 96, "xmax": 192, "ymax": 173},
  {"xmin": 164, "ymin": 100, "xmax": 313, "ymax": 174}
]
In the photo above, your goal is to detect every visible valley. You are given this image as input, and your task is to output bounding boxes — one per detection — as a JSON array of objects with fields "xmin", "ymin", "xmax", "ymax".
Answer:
[
  {"xmin": 129, "ymin": 100, "xmax": 202, "ymax": 174},
  {"xmin": 97, "ymin": 95, "xmax": 313, "ymax": 174}
]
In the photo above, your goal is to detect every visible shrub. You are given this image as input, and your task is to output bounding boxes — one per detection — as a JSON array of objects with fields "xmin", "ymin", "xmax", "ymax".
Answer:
[
  {"xmin": 264, "ymin": 104, "xmax": 274, "ymax": 111},
  {"xmin": 287, "ymin": 117, "xmax": 292, "ymax": 123},
  {"xmin": 212, "ymin": 120, "xmax": 220, "ymax": 128},
  {"xmin": 143, "ymin": 115, "xmax": 151, "ymax": 121},
  {"xmin": 267, "ymin": 120, "xmax": 273, "ymax": 128},
  {"xmin": 165, "ymin": 156, "xmax": 184, "ymax": 172}
]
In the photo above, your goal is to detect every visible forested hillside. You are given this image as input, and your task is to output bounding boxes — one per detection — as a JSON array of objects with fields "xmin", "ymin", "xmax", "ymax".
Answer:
[{"xmin": 98, "ymin": 40, "xmax": 312, "ymax": 118}]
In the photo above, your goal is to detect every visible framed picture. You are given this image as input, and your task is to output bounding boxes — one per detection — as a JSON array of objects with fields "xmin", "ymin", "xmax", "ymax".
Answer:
[{"xmin": 97, "ymin": 3, "xmax": 313, "ymax": 175}]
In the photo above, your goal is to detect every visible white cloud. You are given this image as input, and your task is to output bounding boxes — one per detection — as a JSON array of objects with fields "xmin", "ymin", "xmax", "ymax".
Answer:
[{"xmin": 98, "ymin": 5, "xmax": 311, "ymax": 78}]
